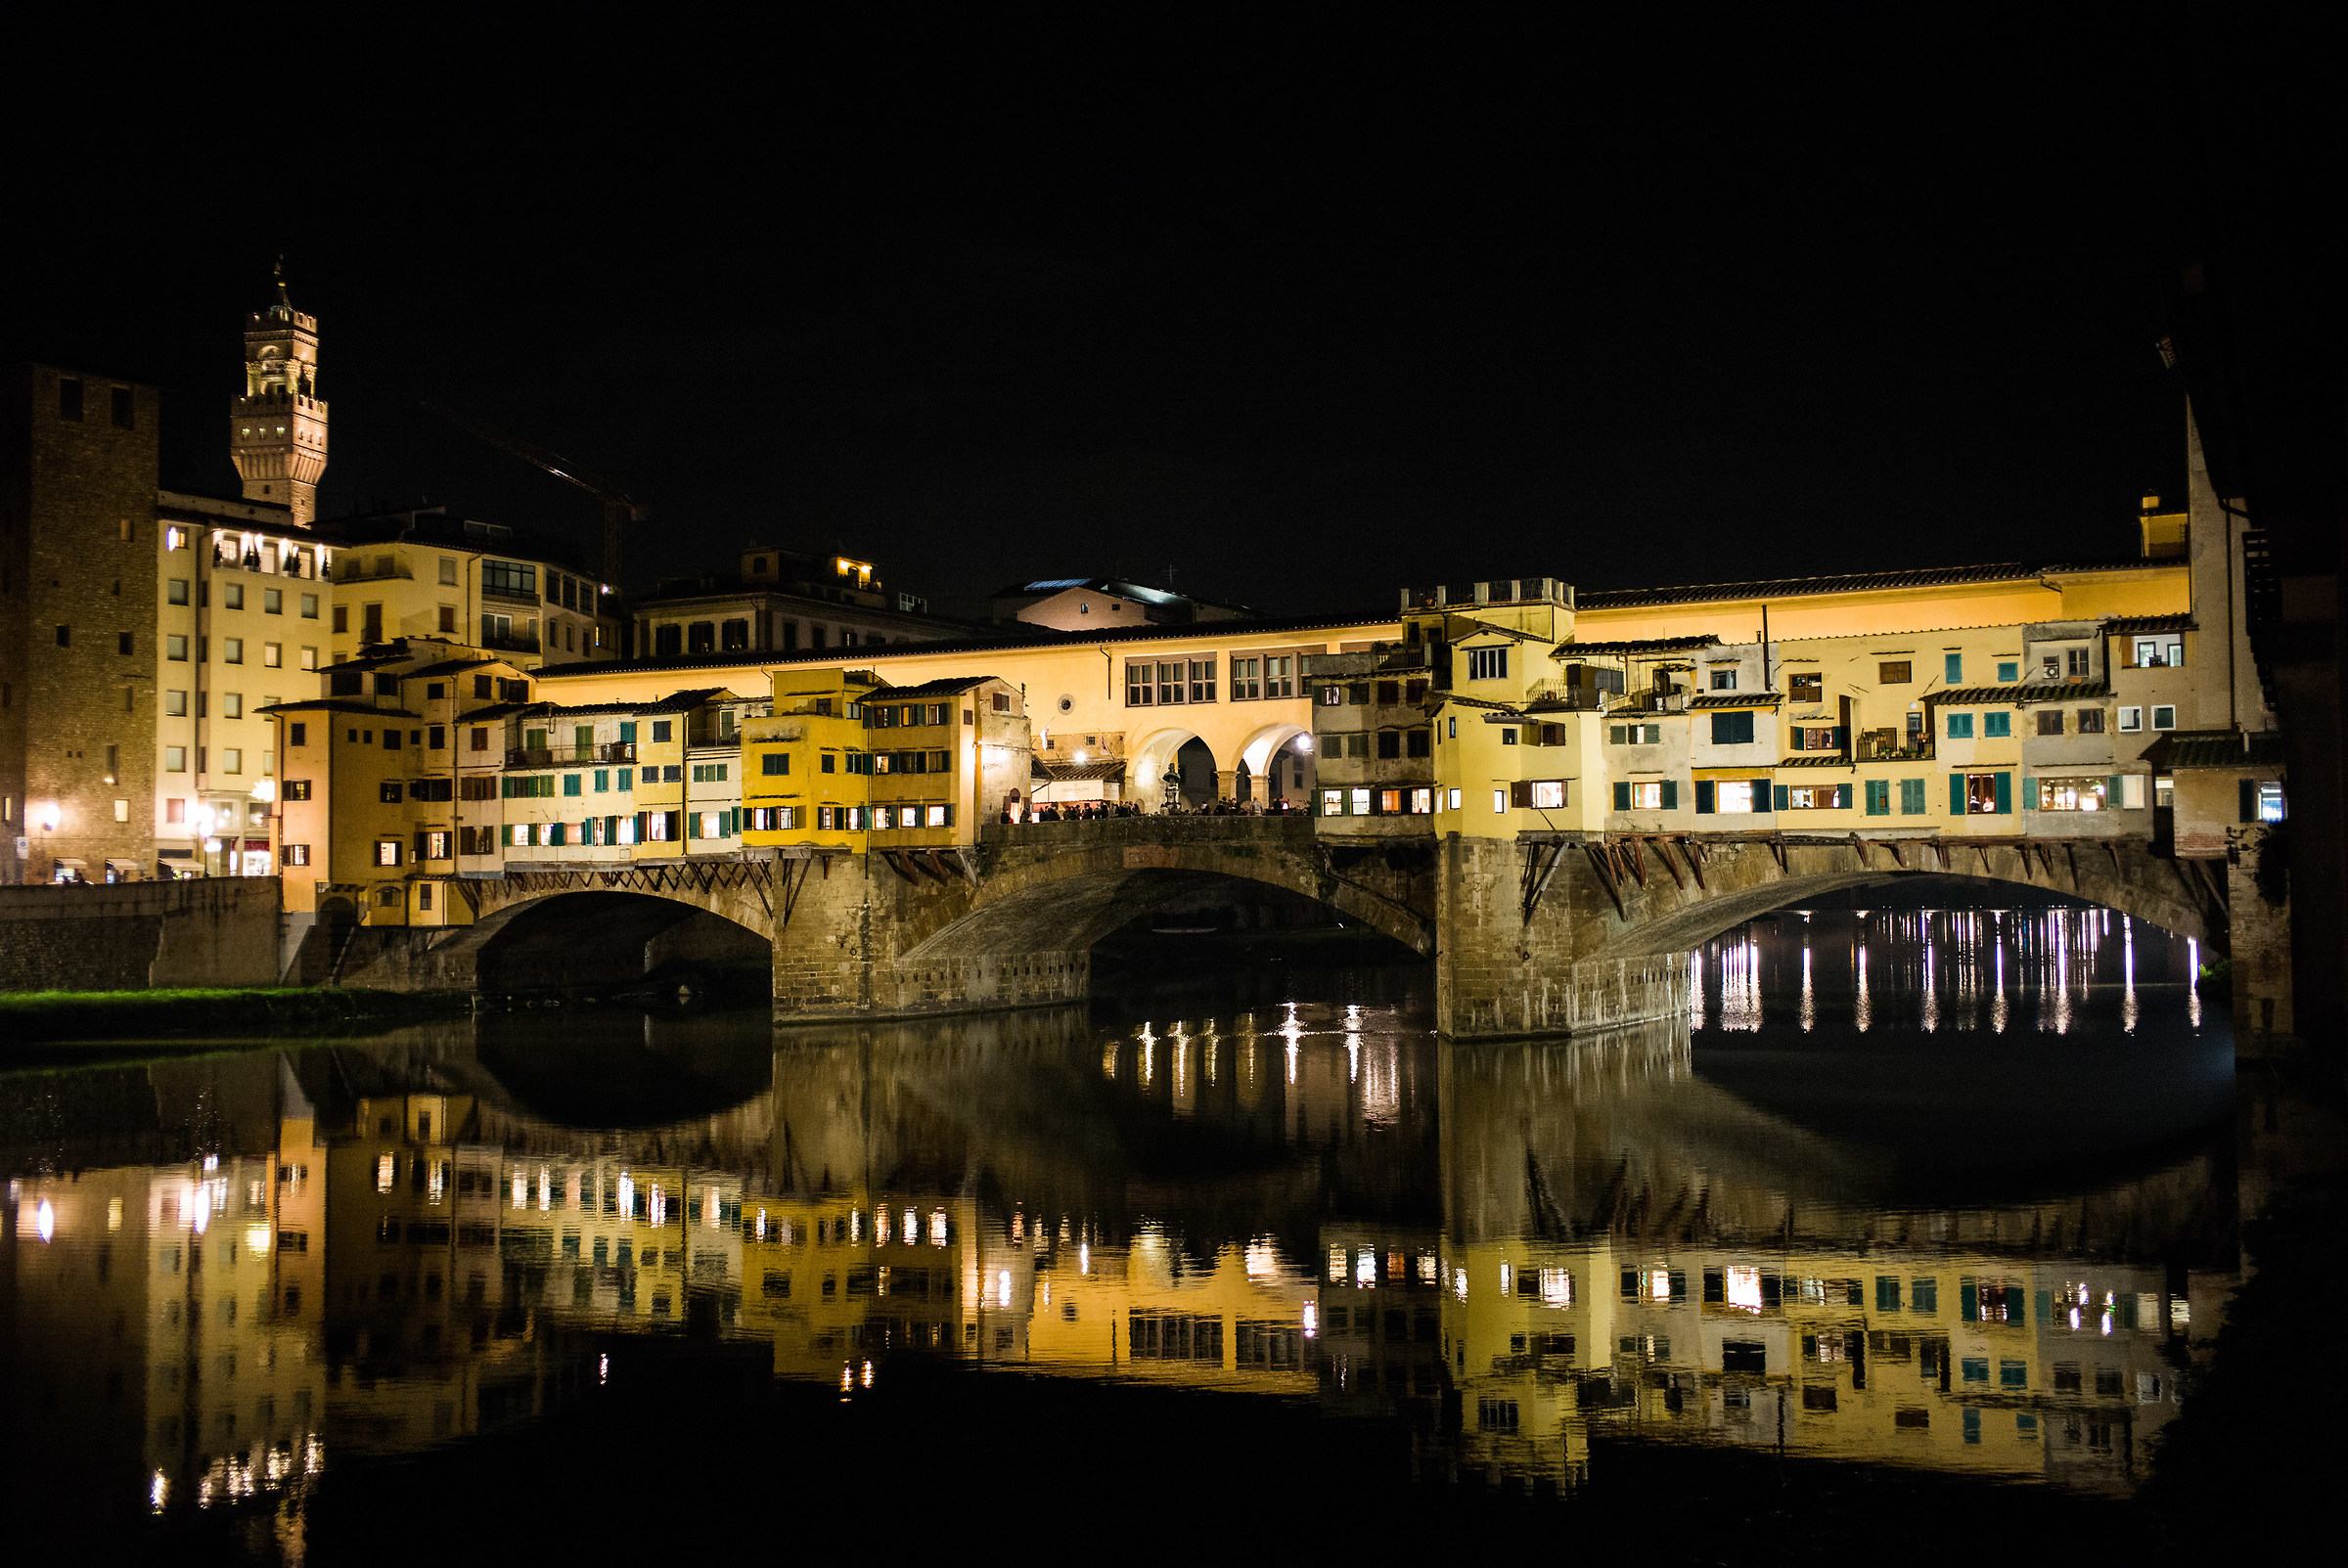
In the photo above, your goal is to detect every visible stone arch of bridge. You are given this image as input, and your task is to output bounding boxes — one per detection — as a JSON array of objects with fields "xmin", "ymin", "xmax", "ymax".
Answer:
[
  {"xmin": 906, "ymin": 826, "xmax": 1432, "ymax": 964},
  {"xmin": 1567, "ymin": 841, "xmax": 2217, "ymax": 965},
  {"xmin": 1127, "ymin": 725, "xmax": 1219, "ymax": 805},
  {"xmin": 1237, "ymin": 720, "xmax": 1311, "ymax": 775},
  {"xmin": 426, "ymin": 877, "xmax": 778, "ymax": 992}
]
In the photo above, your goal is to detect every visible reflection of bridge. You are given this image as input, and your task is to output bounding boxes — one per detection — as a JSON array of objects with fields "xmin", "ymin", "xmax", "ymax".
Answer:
[{"xmin": 422, "ymin": 815, "xmax": 2217, "ymax": 1038}]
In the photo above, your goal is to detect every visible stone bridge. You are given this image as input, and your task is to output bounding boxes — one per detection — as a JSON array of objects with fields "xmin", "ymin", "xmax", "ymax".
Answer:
[{"xmin": 424, "ymin": 819, "xmax": 2227, "ymax": 1040}]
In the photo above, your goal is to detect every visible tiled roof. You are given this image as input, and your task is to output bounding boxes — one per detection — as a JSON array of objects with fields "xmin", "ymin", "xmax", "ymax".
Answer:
[
  {"xmin": 1439, "ymin": 694, "xmax": 1528, "ymax": 715},
  {"xmin": 871, "ymin": 676, "xmax": 1000, "ymax": 698},
  {"xmin": 1575, "ymin": 558, "xmax": 2166, "ymax": 611},
  {"xmin": 2153, "ymin": 730, "xmax": 2287, "ymax": 769},
  {"xmin": 1776, "ymin": 754, "xmax": 1850, "ymax": 768},
  {"xmin": 1923, "ymin": 678, "xmax": 2109, "ymax": 705},
  {"xmin": 1033, "ymin": 759, "xmax": 1128, "ymax": 783},
  {"xmin": 1453, "ymin": 619, "xmax": 1550, "ymax": 644},
  {"xmin": 256, "ymin": 699, "xmax": 422, "ymax": 719},
  {"xmin": 1689, "ymin": 693, "xmax": 1784, "ymax": 709},
  {"xmin": 2106, "ymin": 613, "xmax": 2195, "ymax": 635},
  {"xmin": 1553, "ymin": 635, "xmax": 1723, "ymax": 656}
]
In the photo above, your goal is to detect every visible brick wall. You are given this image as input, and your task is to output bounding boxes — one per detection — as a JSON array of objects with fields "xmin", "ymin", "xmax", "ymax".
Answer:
[
  {"xmin": 0, "ymin": 879, "xmax": 280, "ymax": 991},
  {"xmin": 0, "ymin": 364, "xmax": 162, "ymax": 884}
]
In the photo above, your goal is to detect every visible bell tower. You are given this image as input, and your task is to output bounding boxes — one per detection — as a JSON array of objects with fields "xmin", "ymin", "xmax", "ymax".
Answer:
[{"xmin": 229, "ymin": 259, "xmax": 328, "ymax": 525}]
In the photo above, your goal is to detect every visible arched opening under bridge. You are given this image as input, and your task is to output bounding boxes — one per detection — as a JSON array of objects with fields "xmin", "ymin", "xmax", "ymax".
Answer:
[{"xmin": 453, "ymin": 889, "xmax": 773, "ymax": 999}]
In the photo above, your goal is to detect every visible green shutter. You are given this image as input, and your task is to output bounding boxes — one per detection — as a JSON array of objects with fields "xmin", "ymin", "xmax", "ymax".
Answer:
[
  {"xmin": 1695, "ymin": 781, "xmax": 1715, "ymax": 814},
  {"xmin": 1866, "ymin": 780, "xmax": 1888, "ymax": 816},
  {"xmin": 2107, "ymin": 775, "xmax": 2121, "ymax": 806},
  {"xmin": 1612, "ymin": 783, "xmax": 1629, "ymax": 809},
  {"xmin": 1951, "ymin": 775, "xmax": 1965, "ymax": 815},
  {"xmin": 1945, "ymin": 652, "xmax": 1963, "ymax": 683},
  {"xmin": 1832, "ymin": 725, "xmax": 1848, "ymax": 751},
  {"xmin": 2239, "ymin": 779, "xmax": 2257, "ymax": 822},
  {"xmin": 500, "ymin": 824, "xmax": 514, "ymax": 846},
  {"xmin": 1772, "ymin": 784, "xmax": 1787, "ymax": 812},
  {"xmin": 2021, "ymin": 777, "xmax": 2034, "ymax": 810},
  {"xmin": 1788, "ymin": 727, "xmax": 1803, "ymax": 751},
  {"xmin": 1995, "ymin": 772, "xmax": 2011, "ymax": 814},
  {"xmin": 1661, "ymin": 780, "xmax": 1679, "ymax": 810}
]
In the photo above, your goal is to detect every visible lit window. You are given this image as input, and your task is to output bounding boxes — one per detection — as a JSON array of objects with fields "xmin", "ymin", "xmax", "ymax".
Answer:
[
  {"xmin": 1492, "ymin": 788, "xmax": 1506, "ymax": 814},
  {"xmin": 2258, "ymin": 783, "xmax": 2285, "ymax": 823}
]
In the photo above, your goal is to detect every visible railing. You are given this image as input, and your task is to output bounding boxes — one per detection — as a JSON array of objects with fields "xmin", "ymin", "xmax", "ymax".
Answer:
[
  {"xmin": 336, "ymin": 560, "xmax": 414, "ymax": 584},
  {"xmin": 505, "ymin": 742, "xmax": 636, "ymax": 769},
  {"xmin": 1522, "ymin": 683, "xmax": 1609, "ymax": 710},
  {"xmin": 481, "ymin": 630, "xmax": 541, "ymax": 654}
]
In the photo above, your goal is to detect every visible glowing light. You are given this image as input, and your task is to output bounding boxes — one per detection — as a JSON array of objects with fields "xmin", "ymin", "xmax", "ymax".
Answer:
[
  {"xmin": 151, "ymin": 1471, "xmax": 169, "ymax": 1512},
  {"xmin": 34, "ymin": 1199, "xmax": 55, "ymax": 1241},
  {"xmin": 1499, "ymin": 1261, "xmax": 1513, "ymax": 1295},
  {"xmin": 1417, "ymin": 1252, "xmax": 1437, "ymax": 1283},
  {"xmin": 512, "ymin": 1170, "xmax": 527, "ymax": 1208},
  {"xmin": 904, "ymin": 1208, "xmax": 917, "ymax": 1241},
  {"xmin": 1328, "ymin": 1247, "xmax": 1346, "ymax": 1282},
  {"xmin": 1648, "ymin": 1269, "xmax": 1671, "ymax": 1302},
  {"xmin": 599, "ymin": 1354, "xmax": 609, "ymax": 1384},
  {"xmin": 841, "ymin": 1366, "xmax": 854, "ymax": 1391},
  {"xmin": 192, "ymin": 1184, "xmax": 211, "ymax": 1235},
  {"xmin": 1245, "ymin": 1240, "xmax": 1278, "ymax": 1278},
  {"xmin": 376, "ymin": 1154, "xmax": 393, "ymax": 1193},
  {"xmin": 1453, "ymin": 1268, "xmax": 1468, "ymax": 1301},
  {"xmin": 539, "ymin": 1168, "xmax": 552, "ymax": 1211},
  {"xmin": 755, "ymin": 1208, "xmax": 768, "ymax": 1240},
  {"xmin": 930, "ymin": 1210, "xmax": 948, "ymax": 1246},
  {"xmin": 1079, "ymin": 1243, "xmax": 1090, "ymax": 1274},
  {"xmin": 1540, "ymin": 1268, "xmax": 1573, "ymax": 1307},
  {"xmin": 997, "ymin": 1270, "xmax": 1012, "ymax": 1308},
  {"xmin": 247, "ymin": 1225, "xmax": 271, "ymax": 1255},
  {"xmin": 1356, "ymin": 1248, "xmax": 1377, "ymax": 1287},
  {"xmin": 705, "ymin": 1187, "xmax": 722, "ymax": 1229},
  {"xmin": 108, "ymin": 1197, "xmax": 122, "ymax": 1231},
  {"xmin": 616, "ymin": 1173, "xmax": 635, "ymax": 1216},
  {"xmin": 1302, "ymin": 1302, "xmax": 1318, "ymax": 1336}
]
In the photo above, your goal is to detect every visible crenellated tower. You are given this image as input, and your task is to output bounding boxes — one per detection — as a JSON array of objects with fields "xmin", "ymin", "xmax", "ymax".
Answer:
[{"xmin": 229, "ymin": 259, "xmax": 328, "ymax": 524}]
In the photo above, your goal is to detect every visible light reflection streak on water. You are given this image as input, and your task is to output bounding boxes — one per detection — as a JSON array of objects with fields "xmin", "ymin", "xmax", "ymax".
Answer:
[
  {"xmin": 1855, "ymin": 942, "xmax": 1870, "ymax": 1032},
  {"xmin": 2124, "ymin": 920, "xmax": 2138, "ymax": 1032},
  {"xmin": 1799, "ymin": 944, "xmax": 1814, "ymax": 1033},
  {"xmin": 2188, "ymin": 937, "xmax": 2201, "ymax": 1027},
  {"xmin": 1718, "ymin": 936, "xmax": 1763, "ymax": 1032},
  {"xmin": 1688, "ymin": 952, "xmax": 1705, "ymax": 1030}
]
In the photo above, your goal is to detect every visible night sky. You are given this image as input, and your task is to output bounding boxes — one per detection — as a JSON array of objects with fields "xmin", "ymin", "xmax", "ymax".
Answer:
[{"xmin": 6, "ymin": 19, "xmax": 2333, "ymax": 619}]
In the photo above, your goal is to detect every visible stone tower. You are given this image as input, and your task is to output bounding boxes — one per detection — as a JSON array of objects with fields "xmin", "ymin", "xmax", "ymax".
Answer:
[{"xmin": 229, "ymin": 261, "xmax": 328, "ymax": 525}]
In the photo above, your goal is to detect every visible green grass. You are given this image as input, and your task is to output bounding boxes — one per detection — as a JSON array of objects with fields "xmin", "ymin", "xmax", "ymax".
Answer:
[{"xmin": 0, "ymin": 986, "xmax": 469, "ymax": 1045}]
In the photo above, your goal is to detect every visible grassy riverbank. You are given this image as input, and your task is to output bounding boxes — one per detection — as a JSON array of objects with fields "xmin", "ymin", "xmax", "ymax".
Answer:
[{"xmin": 0, "ymin": 986, "xmax": 471, "ymax": 1046}]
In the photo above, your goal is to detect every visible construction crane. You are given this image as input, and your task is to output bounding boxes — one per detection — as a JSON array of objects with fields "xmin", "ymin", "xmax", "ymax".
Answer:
[{"xmin": 424, "ymin": 401, "xmax": 646, "ymax": 595}]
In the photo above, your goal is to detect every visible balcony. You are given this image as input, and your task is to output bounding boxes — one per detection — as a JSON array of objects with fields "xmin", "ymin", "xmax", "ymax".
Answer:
[
  {"xmin": 1521, "ymin": 682, "xmax": 1609, "ymax": 711},
  {"xmin": 506, "ymin": 741, "xmax": 636, "ymax": 769},
  {"xmin": 481, "ymin": 630, "xmax": 541, "ymax": 655},
  {"xmin": 481, "ymin": 579, "xmax": 542, "ymax": 605},
  {"xmin": 336, "ymin": 559, "xmax": 413, "ymax": 584}
]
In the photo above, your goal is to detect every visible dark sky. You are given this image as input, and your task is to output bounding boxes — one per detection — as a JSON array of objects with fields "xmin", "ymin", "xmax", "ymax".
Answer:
[{"xmin": 6, "ymin": 17, "xmax": 2334, "ymax": 620}]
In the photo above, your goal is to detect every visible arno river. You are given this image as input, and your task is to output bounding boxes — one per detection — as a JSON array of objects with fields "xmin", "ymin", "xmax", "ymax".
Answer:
[{"xmin": 2, "ymin": 907, "xmax": 2236, "ymax": 1559}]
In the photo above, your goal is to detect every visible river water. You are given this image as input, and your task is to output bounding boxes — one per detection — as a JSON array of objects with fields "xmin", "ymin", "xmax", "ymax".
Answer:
[{"xmin": 2, "ymin": 908, "xmax": 2236, "ymax": 1559}]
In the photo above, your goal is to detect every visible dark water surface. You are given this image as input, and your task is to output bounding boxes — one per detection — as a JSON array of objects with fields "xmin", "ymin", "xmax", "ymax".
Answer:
[{"xmin": 2, "ymin": 911, "xmax": 2236, "ymax": 1560}]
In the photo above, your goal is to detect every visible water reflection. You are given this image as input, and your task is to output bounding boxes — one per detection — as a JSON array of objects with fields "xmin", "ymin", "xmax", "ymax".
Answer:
[{"xmin": 2, "ymin": 913, "xmax": 2235, "ymax": 1543}]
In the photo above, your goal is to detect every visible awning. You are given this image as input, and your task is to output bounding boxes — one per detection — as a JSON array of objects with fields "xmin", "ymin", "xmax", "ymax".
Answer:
[
  {"xmin": 1692, "ymin": 768, "xmax": 1772, "ymax": 781},
  {"xmin": 51, "ymin": 858, "xmax": 86, "ymax": 869}
]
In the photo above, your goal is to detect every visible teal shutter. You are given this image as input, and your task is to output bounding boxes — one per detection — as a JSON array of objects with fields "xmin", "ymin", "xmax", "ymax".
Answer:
[
  {"xmin": 1865, "ymin": 780, "xmax": 1888, "ymax": 816},
  {"xmin": 2239, "ymin": 779, "xmax": 2257, "ymax": 822},
  {"xmin": 1951, "ymin": 775, "xmax": 1965, "ymax": 815},
  {"xmin": 1995, "ymin": 772, "xmax": 2011, "ymax": 814},
  {"xmin": 1945, "ymin": 652, "xmax": 1963, "ymax": 683},
  {"xmin": 1661, "ymin": 780, "xmax": 1679, "ymax": 810},
  {"xmin": 2106, "ymin": 775, "xmax": 2120, "ymax": 805},
  {"xmin": 1832, "ymin": 726, "xmax": 1848, "ymax": 751},
  {"xmin": 1695, "ymin": 781, "xmax": 1715, "ymax": 814},
  {"xmin": 1612, "ymin": 783, "xmax": 1630, "ymax": 809},
  {"xmin": 2021, "ymin": 777, "xmax": 2034, "ymax": 810},
  {"xmin": 1772, "ymin": 784, "xmax": 1787, "ymax": 812}
]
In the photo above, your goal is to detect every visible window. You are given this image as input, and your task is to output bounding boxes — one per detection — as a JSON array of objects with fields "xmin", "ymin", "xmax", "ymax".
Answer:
[
  {"xmin": 2151, "ymin": 705, "xmax": 2176, "ymax": 730},
  {"xmin": 1708, "ymin": 668, "xmax": 1738, "ymax": 691},
  {"xmin": 1791, "ymin": 726, "xmax": 1836, "ymax": 751},
  {"xmin": 380, "ymin": 781, "xmax": 403, "ymax": 804},
  {"xmin": 2067, "ymin": 648, "xmax": 2091, "ymax": 677},
  {"xmin": 1467, "ymin": 647, "xmax": 1508, "ymax": 682},
  {"xmin": 425, "ymin": 831, "xmax": 452, "ymax": 860},
  {"xmin": 1186, "ymin": 659, "xmax": 1216, "ymax": 703},
  {"xmin": 1956, "ymin": 772, "xmax": 2010, "ymax": 814},
  {"xmin": 1717, "ymin": 780, "xmax": 1759, "ymax": 813},
  {"xmin": 652, "ymin": 720, "xmax": 672, "ymax": 742},
  {"xmin": 2036, "ymin": 709, "xmax": 2064, "ymax": 736},
  {"xmin": 1944, "ymin": 652, "xmax": 1963, "ymax": 683},
  {"xmin": 165, "ymin": 690, "xmax": 188, "ymax": 716},
  {"xmin": 285, "ymin": 844, "xmax": 309, "ymax": 866},
  {"xmin": 1610, "ymin": 723, "xmax": 1663, "ymax": 744},
  {"xmin": 1788, "ymin": 672, "xmax": 1823, "ymax": 702},
  {"xmin": 332, "ymin": 605, "xmax": 348, "ymax": 633},
  {"xmin": 164, "ymin": 746, "xmax": 186, "ymax": 772},
  {"xmin": 223, "ymin": 582, "xmax": 245, "ymax": 611},
  {"xmin": 1878, "ymin": 661, "xmax": 1912, "ymax": 684},
  {"xmin": 1153, "ymin": 660, "xmax": 1186, "ymax": 705},
  {"xmin": 1778, "ymin": 784, "xmax": 1846, "ymax": 809},
  {"xmin": 2117, "ymin": 706, "xmax": 2143, "ymax": 732},
  {"xmin": 1945, "ymin": 712, "xmax": 1974, "ymax": 739},
  {"xmin": 2256, "ymin": 782, "xmax": 2285, "ymax": 823},
  {"xmin": 761, "ymin": 752, "xmax": 789, "ymax": 776},
  {"xmin": 1530, "ymin": 780, "xmax": 1566, "ymax": 809},
  {"xmin": 1981, "ymin": 712, "xmax": 2008, "ymax": 738},
  {"xmin": 1899, "ymin": 778, "xmax": 1927, "ymax": 815},
  {"xmin": 376, "ymin": 840, "xmax": 402, "ymax": 867},
  {"xmin": 2134, "ymin": 637, "xmax": 2184, "ymax": 668},
  {"xmin": 481, "ymin": 560, "xmax": 536, "ymax": 598},
  {"xmin": 1709, "ymin": 711, "xmax": 1755, "ymax": 745},
  {"xmin": 166, "ymin": 577, "xmax": 191, "ymax": 607},
  {"xmin": 1230, "ymin": 656, "xmax": 1261, "ymax": 700},
  {"xmin": 282, "ymin": 780, "xmax": 311, "ymax": 801},
  {"xmin": 2037, "ymin": 778, "xmax": 2108, "ymax": 812},
  {"xmin": 1866, "ymin": 779, "xmax": 1890, "ymax": 816},
  {"xmin": 1610, "ymin": 781, "xmax": 1673, "ymax": 810}
]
